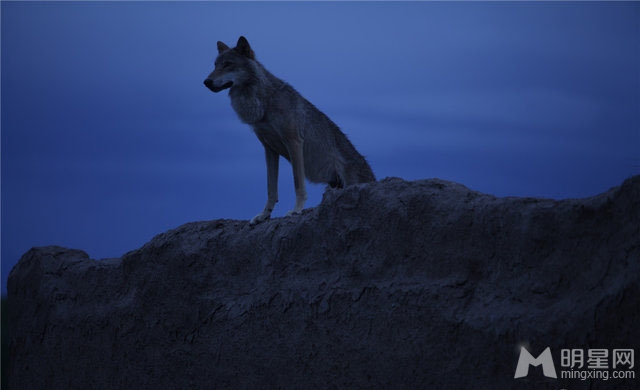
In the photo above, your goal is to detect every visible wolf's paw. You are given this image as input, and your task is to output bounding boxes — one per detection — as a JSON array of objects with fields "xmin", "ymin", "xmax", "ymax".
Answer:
[
  {"xmin": 250, "ymin": 212, "xmax": 271, "ymax": 225},
  {"xmin": 285, "ymin": 209, "xmax": 302, "ymax": 217}
]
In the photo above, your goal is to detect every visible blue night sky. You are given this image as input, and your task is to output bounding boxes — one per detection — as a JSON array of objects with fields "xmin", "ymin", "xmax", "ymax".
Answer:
[{"xmin": 2, "ymin": 1, "xmax": 639, "ymax": 293}]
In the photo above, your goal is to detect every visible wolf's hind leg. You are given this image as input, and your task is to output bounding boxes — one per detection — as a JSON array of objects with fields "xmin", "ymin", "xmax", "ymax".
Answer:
[{"xmin": 250, "ymin": 147, "xmax": 279, "ymax": 225}]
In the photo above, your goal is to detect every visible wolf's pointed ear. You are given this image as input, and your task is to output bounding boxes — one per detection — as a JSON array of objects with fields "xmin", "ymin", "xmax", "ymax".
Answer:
[
  {"xmin": 217, "ymin": 41, "xmax": 230, "ymax": 54},
  {"xmin": 236, "ymin": 36, "xmax": 255, "ymax": 60}
]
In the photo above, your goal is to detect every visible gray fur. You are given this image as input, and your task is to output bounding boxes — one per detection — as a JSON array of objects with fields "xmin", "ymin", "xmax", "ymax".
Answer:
[{"xmin": 204, "ymin": 36, "xmax": 375, "ymax": 224}]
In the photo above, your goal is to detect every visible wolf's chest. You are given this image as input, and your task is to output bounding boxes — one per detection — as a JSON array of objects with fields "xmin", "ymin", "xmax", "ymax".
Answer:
[
  {"xmin": 252, "ymin": 123, "xmax": 289, "ymax": 159},
  {"xmin": 230, "ymin": 92, "xmax": 264, "ymax": 125}
]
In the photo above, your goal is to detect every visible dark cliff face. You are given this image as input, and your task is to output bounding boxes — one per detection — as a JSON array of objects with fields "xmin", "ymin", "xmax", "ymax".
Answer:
[{"xmin": 8, "ymin": 176, "xmax": 640, "ymax": 389}]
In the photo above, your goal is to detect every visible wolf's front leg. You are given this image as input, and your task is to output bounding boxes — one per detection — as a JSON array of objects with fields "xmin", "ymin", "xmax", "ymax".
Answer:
[
  {"xmin": 286, "ymin": 138, "xmax": 307, "ymax": 216},
  {"xmin": 250, "ymin": 147, "xmax": 279, "ymax": 225}
]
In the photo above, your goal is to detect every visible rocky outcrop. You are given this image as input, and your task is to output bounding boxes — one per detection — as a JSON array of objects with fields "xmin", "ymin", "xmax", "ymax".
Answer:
[{"xmin": 8, "ymin": 176, "xmax": 640, "ymax": 389}]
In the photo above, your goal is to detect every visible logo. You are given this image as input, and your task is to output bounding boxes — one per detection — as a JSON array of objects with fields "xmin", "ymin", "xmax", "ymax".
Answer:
[
  {"xmin": 560, "ymin": 348, "xmax": 635, "ymax": 381},
  {"xmin": 514, "ymin": 347, "xmax": 558, "ymax": 378},
  {"xmin": 514, "ymin": 345, "xmax": 635, "ymax": 382}
]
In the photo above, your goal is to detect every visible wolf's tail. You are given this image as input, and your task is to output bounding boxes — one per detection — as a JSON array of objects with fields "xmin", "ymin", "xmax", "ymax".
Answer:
[
  {"xmin": 348, "ymin": 154, "xmax": 376, "ymax": 184},
  {"xmin": 334, "ymin": 131, "xmax": 376, "ymax": 187}
]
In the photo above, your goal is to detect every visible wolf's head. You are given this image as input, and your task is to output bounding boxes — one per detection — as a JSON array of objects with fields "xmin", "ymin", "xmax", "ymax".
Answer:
[{"xmin": 204, "ymin": 36, "xmax": 256, "ymax": 93}]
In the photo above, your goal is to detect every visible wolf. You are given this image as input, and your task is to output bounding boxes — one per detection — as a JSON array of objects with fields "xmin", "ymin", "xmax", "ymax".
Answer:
[{"xmin": 204, "ymin": 36, "xmax": 375, "ymax": 224}]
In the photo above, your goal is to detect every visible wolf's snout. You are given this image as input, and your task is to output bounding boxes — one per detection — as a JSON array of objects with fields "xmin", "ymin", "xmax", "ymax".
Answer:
[{"xmin": 204, "ymin": 77, "xmax": 233, "ymax": 93}]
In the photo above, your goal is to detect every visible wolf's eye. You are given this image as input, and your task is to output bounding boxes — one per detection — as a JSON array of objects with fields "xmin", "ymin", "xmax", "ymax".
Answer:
[{"xmin": 222, "ymin": 61, "xmax": 232, "ymax": 68}]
